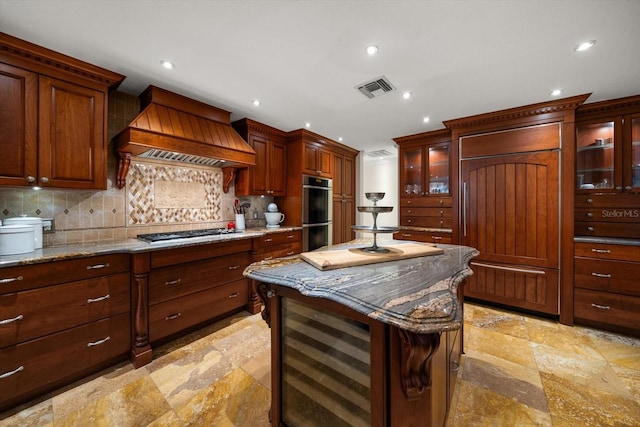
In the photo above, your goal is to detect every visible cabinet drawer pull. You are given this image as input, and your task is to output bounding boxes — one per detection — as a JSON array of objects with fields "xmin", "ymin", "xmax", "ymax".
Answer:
[
  {"xmin": 228, "ymin": 292, "xmax": 240, "ymax": 298},
  {"xmin": 0, "ymin": 275, "xmax": 23, "ymax": 284},
  {"xmin": 87, "ymin": 336, "xmax": 110, "ymax": 347},
  {"xmin": 586, "ymin": 198, "xmax": 593, "ymax": 204},
  {"xmin": 228, "ymin": 265, "xmax": 240, "ymax": 270},
  {"xmin": 86, "ymin": 263, "xmax": 110, "ymax": 270},
  {"xmin": 263, "ymin": 256, "xmax": 273, "ymax": 261},
  {"xmin": 286, "ymin": 251, "xmax": 295, "ymax": 256},
  {"xmin": 0, "ymin": 366, "xmax": 24, "ymax": 379},
  {"xmin": 587, "ymin": 226, "xmax": 595, "ymax": 232},
  {"xmin": 287, "ymin": 235, "xmax": 294, "ymax": 239},
  {"xmin": 0, "ymin": 314, "xmax": 23, "ymax": 325},
  {"xmin": 265, "ymin": 238, "xmax": 273, "ymax": 242},
  {"xmin": 165, "ymin": 279, "xmax": 181, "ymax": 285},
  {"xmin": 591, "ymin": 303, "xmax": 611, "ymax": 310},
  {"xmin": 402, "ymin": 233, "xmax": 412, "ymax": 237},
  {"xmin": 87, "ymin": 294, "xmax": 110, "ymax": 304},
  {"xmin": 407, "ymin": 209, "xmax": 412, "ymax": 213},
  {"xmin": 470, "ymin": 262, "xmax": 545, "ymax": 275},
  {"xmin": 431, "ymin": 236, "xmax": 443, "ymax": 241},
  {"xmin": 591, "ymin": 249, "xmax": 611, "ymax": 254},
  {"xmin": 591, "ymin": 272, "xmax": 612, "ymax": 278},
  {"xmin": 586, "ymin": 212, "xmax": 594, "ymax": 218},
  {"xmin": 407, "ymin": 219, "xmax": 412, "ymax": 223},
  {"xmin": 165, "ymin": 313, "xmax": 182, "ymax": 320}
]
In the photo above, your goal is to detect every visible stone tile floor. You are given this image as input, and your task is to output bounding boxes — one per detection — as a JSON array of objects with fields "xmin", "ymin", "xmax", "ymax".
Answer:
[{"xmin": 1, "ymin": 302, "xmax": 639, "ymax": 426}]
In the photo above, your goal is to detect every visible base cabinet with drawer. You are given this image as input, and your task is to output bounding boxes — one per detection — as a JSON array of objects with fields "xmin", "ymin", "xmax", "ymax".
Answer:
[
  {"xmin": 248, "ymin": 230, "xmax": 302, "ymax": 314},
  {"xmin": 0, "ymin": 254, "xmax": 130, "ymax": 411},
  {"xmin": 130, "ymin": 239, "xmax": 253, "ymax": 367},
  {"xmin": 573, "ymin": 240, "xmax": 640, "ymax": 337}
]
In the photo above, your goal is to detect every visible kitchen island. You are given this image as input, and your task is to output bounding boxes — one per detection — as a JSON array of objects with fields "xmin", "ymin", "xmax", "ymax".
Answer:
[{"xmin": 244, "ymin": 239, "xmax": 478, "ymax": 427}]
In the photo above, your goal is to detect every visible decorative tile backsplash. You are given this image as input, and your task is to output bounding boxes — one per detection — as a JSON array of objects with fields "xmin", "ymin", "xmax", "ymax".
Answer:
[{"xmin": 0, "ymin": 91, "xmax": 271, "ymax": 246}]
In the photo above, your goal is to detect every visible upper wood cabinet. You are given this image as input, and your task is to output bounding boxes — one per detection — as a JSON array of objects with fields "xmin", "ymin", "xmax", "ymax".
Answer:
[
  {"xmin": 0, "ymin": 32, "xmax": 124, "ymax": 189},
  {"xmin": 575, "ymin": 95, "xmax": 640, "ymax": 195},
  {"xmin": 395, "ymin": 129, "xmax": 451, "ymax": 198},
  {"xmin": 232, "ymin": 119, "xmax": 287, "ymax": 196},
  {"xmin": 302, "ymin": 139, "xmax": 332, "ymax": 178}
]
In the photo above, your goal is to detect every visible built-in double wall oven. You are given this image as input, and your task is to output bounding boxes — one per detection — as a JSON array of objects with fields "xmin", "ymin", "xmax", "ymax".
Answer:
[{"xmin": 302, "ymin": 175, "xmax": 332, "ymax": 252}]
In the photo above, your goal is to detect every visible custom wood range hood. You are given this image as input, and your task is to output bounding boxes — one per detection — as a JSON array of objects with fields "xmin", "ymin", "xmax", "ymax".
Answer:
[{"xmin": 114, "ymin": 85, "xmax": 256, "ymax": 192}]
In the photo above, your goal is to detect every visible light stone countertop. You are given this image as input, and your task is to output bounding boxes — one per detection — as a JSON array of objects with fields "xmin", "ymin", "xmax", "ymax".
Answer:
[
  {"xmin": 244, "ymin": 239, "xmax": 479, "ymax": 334},
  {"xmin": 0, "ymin": 227, "xmax": 302, "ymax": 268}
]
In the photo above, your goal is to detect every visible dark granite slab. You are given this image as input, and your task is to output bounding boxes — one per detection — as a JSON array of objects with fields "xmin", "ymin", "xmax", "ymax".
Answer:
[{"xmin": 244, "ymin": 240, "xmax": 479, "ymax": 334}]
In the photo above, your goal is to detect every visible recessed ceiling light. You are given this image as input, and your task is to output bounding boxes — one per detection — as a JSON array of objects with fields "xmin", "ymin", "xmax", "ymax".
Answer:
[
  {"xmin": 252, "ymin": 99, "xmax": 261, "ymax": 106},
  {"xmin": 160, "ymin": 60, "xmax": 175, "ymax": 70},
  {"xmin": 574, "ymin": 40, "xmax": 596, "ymax": 52},
  {"xmin": 366, "ymin": 45, "xmax": 379, "ymax": 56},
  {"xmin": 423, "ymin": 116, "xmax": 430, "ymax": 123},
  {"xmin": 550, "ymin": 89, "xmax": 563, "ymax": 97},
  {"xmin": 338, "ymin": 137, "xmax": 343, "ymax": 142},
  {"xmin": 402, "ymin": 91, "xmax": 412, "ymax": 100},
  {"xmin": 305, "ymin": 122, "xmax": 311, "ymax": 128}
]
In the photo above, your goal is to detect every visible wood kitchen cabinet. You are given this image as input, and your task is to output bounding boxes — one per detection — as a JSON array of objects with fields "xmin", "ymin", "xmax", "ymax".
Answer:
[
  {"xmin": 0, "ymin": 254, "xmax": 130, "ymax": 412},
  {"xmin": 393, "ymin": 129, "xmax": 453, "ymax": 243},
  {"xmin": 574, "ymin": 95, "xmax": 640, "ymax": 239},
  {"xmin": 130, "ymin": 239, "xmax": 253, "ymax": 367},
  {"xmin": 573, "ymin": 240, "xmax": 640, "ymax": 337},
  {"xmin": 0, "ymin": 33, "xmax": 124, "ymax": 189},
  {"xmin": 276, "ymin": 129, "xmax": 358, "ymax": 229},
  {"xmin": 444, "ymin": 95, "xmax": 589, "ymax": 319},
  {"xmin": 232, "ymin": 118, "xmax": 287, "ymax": 196},
  {"xmin": 332, "ymin": 151, "xmax": 357, "ymax": 245}
]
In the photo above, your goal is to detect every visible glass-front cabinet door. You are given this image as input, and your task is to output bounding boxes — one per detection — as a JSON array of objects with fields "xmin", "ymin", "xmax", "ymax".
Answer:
[
  {"xmin": 401, "ymin": 147, "xmax": 423, "ymax": 196},
  {"xmin": 626, "ymin": 116, "xmax": 640, "ymax": 191},
  {"xmin": 428, "ymin": 144, "xmax": 450, "ymax": 194},
  {"xmin": 576, "ymin": 120, "xmax": 617, "ymax": 191}
]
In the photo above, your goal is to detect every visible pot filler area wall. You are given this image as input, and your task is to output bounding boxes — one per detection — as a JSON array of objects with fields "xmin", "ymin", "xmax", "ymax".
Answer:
[{"xmin": 0, "ymin": 91, "xmax": 271, "ymax": 246}]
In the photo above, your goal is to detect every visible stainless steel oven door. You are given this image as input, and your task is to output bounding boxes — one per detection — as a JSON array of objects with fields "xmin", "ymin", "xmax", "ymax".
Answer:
[
  {"xmin": 302, "ymin": 175, "xmax": 332, "ymax": 225},
  {"xmin": 302, "ymin": 222, "xmax": 332, "ymax": 252}
]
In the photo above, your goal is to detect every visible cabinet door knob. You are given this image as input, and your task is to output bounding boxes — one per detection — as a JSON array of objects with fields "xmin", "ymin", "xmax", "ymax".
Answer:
[
  {"xmin": 586, "ymin": 212, "xmax": 593, "ymax": 218},
  {"xmin": 40, "ymin": 176, "xmax": 49, "ymax": 184},
  {"xmin": 616, "ymin": 186, "xmax": 623, "ymax": 191},
  {"xmin": 26, "ymin": 176, "xmax": 36, "ymax": 183},
  {"xmin": 586, "ymin": 198, "xmax": 593, "ymax": 204},
  {"xmin": 587, "ymin": 226, "xmax": 595, "ymax": 231},
  {"xmin": 407, "ymin": 209, "xmax": 412, "ymax": 213}
]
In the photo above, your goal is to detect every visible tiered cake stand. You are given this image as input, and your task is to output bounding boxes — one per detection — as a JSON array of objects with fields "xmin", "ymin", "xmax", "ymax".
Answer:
[{"xmin": 352, "ymin": 192, "xmax": 399, "ymax": 253}]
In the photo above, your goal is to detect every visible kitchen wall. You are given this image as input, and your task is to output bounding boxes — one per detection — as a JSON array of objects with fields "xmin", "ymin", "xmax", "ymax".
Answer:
[
  {"xmin": 0, "ymin": 91, "xmax": 270, "ymax": 247},
  {"xmin": 356, "ymin": 155, "xmax": 399, "ymax": 241}
]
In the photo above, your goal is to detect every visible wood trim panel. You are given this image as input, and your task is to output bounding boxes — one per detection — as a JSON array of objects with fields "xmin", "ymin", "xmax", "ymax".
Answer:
[{"xmin": 460, "ymin": 122, "xmax": 561, "ymax": 158}]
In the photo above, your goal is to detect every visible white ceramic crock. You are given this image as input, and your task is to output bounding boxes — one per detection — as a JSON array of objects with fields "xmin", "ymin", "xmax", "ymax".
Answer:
[
  {"xmin": 3, "ymin": 216, "xmax": 43, "ymax": 249},
  {"xmin": 0, "ymin": 225, "xmax": 35, "ymax": 255}
]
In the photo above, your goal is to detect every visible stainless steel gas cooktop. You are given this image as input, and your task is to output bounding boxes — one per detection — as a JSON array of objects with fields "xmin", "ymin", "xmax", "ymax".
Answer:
[{"xmin": 137, "ymin": 228, "xmax": 235, "ymax": 243}]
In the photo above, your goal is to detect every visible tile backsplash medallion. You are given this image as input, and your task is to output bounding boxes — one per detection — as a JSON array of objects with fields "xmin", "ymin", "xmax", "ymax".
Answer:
[{"xmin": 0, "ymin": 91, "xmax": 271, "ymax": 246}]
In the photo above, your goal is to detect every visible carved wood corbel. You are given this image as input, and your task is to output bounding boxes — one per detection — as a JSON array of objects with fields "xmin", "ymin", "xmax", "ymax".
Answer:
[
  {"xmin": 222, "ymin": 167, "xmax": 236, "ymax": 193},
  {"xmin": 116, "ymin": 151, "xmax": 131, "ymax": 189},
  {"xmin": 255, "ymin": 281, "xmax": 272, "ymax": 327},
  {"xmin": 398, "ymin": 330, "xmax": 441, "ymax": 400}
]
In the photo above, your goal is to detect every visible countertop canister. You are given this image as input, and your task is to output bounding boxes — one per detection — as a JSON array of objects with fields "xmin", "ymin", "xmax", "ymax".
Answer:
[
  {"xmin": 3, "ymin": 216, "xmax": 43, "ymax": 249},
  {"xmin": 0, "ymin": 225, "xmax": 35, "ymax": 255}
]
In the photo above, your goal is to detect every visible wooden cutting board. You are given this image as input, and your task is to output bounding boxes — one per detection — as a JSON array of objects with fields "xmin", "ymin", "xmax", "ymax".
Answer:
[{"xmin": 301, "ymin": 242, "xmax": 444, "ymax": 270}]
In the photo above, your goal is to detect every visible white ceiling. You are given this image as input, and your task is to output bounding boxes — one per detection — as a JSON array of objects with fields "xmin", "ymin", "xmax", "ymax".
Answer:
[{"xmin": 1, "ymin": 0, "xmax": 639, "ymax": 155}]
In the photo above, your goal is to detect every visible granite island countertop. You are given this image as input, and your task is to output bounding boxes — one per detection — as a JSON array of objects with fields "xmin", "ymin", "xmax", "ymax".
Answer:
[
  {"xmin": 244, "ymin": 239, "xmax": 479, "ymax": 334},
  {"xmin": 0, "ymin": 227, "xmax": 302, "ymax": 268}
]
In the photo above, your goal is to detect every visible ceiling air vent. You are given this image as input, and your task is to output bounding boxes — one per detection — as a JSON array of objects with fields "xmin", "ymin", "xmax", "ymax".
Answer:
[
  {"xmin": 367, "ymin": 149, "xmax": 393, "ymax": 157},
  {"xmin": 356, "ymin": 76, "xmax": 396, "ymax": 99}
]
